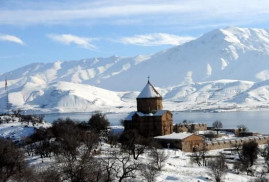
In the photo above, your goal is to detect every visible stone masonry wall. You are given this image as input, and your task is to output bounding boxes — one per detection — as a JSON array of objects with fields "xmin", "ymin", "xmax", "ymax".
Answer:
[
  {"xmin": 206, "ymin": 136, "xmax": 269, "ymax": 150},
  {"xmin": 137, "ymin": 98, "xmax": 163, "ymax": 114},
  {"xmin": 174, "ymin": 123, "xmax": 207, "ymax": 133}
]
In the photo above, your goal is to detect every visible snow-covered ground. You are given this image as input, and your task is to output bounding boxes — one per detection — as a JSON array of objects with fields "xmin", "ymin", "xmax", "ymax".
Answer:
[
  {"xmin": 0, "ymin": 115, "xmax": 51, "ymax": 141},
  {"xmin": 152, "ymin": 150, "xmax": 253, "ymax": 182},
  {"xmin": 96, "ymin": 144, "xmax": 267, "ymax": 182}
]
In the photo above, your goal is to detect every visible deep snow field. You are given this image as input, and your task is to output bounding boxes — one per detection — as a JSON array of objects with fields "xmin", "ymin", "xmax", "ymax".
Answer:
[{"xmin": 0, "ymin": 115, "xmax": 51, "ymax": 141}]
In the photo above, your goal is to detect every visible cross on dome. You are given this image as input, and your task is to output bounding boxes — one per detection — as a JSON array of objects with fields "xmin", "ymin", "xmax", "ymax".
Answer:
[{"xmin": 137, "ymin": 79, "xmax": 161, "ymax": 98}]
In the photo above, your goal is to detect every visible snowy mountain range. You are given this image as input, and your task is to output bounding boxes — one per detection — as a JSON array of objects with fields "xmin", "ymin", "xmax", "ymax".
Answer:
[{"xmin": 2, "ymin": 27, "xmax": 269, "ymax": 113}]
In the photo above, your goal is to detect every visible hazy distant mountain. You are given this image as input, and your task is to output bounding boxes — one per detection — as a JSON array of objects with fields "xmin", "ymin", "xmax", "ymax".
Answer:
[{"xmin": 1, "ymin": 27, "xmax": 269, "ymax": 113}]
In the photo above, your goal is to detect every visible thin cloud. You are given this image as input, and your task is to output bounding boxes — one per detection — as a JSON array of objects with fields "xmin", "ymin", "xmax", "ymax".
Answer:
[
  {"xmin": 47, "ymin": 34, "xmax": 96, "ymax": 50},
  {"xmin": 1, "ymin": 0, "xmax": 269, "ymax": 28},
  {"xmin": 0, "ymin": 34, "xmax": 24, "ymax": 45},
  {"xmin": 120, "ymin": 33, "xmax": 196, "ymax": 46}
]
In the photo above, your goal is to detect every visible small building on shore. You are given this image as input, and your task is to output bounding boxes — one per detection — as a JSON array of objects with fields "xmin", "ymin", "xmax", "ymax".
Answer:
[
  {"xmin": 174, "ymin": 123, "xmax": 207, "ymax": 133},
  {"xmin": 154, "ymin": 133, "xmax": 205, "ymax": 152}
]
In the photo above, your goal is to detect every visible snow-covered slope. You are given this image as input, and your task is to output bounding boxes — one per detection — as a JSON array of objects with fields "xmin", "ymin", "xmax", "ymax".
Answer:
[
  {"xmin": 2, "ymin": 27, "xmax": 269, "ymax": 113},
  {"xmin": 0, "ymin": 81, "xmax": 138, "ymax": 113},
  {"xmin": 1, "ymin": 79, "xmax": 269, "ymax": 113},
  {"xmin": 163, "ymin": 80, "xmax": 269, "ymax": 111},
  {"xmin": 2, "ymin": 27, "xmax": 269, "ymax": 91}
]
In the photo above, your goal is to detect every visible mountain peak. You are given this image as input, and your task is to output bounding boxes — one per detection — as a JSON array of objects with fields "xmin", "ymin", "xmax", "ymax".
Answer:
[
  {"xmin": 218, "ymin": 27, "xmax": 269, "ymax": 51},
  {"xmin": 2, "ymin": 27, "xmax": 269, "ymax": 92},
  {"xmin": 3, "ymin": 27, "xmax": 269, "ymax": 112}
]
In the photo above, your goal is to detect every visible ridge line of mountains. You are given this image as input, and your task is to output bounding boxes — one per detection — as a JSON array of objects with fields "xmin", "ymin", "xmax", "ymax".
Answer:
[{"xmin": 1, "ymin": 27, "xmax": 269, "ymax": 113}]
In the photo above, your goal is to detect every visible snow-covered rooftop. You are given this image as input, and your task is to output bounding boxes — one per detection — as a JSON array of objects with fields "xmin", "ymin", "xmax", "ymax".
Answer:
[
  {"xmin": 125, "ymin": 111, "xmax": 136, "ymax": 121},
  {"xmin": 154, "ymin": 132, "xmax": 193, "ymax": 140},
  {"xmin": 137, "ymin": 81, "xmax": 162, "ymax": 98},
  {"xmin": 125, "ymin": 110, "xmax": 168, "ymax": 121}
]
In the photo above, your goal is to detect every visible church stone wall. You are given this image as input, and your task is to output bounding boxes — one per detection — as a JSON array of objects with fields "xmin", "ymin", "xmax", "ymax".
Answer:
[
  {"xmin": 161, "ymin": 112, "xmax": 173, "ymax": 135},
  {"xmin": 125, "ymin": 114, "xmax": 163, "ymax": 137},
  {"xmin": 124, "ymin": 111, "xmax": 173, "ymax": 137},
  {"xmin": 137, "ymin": 98, "xmax": 163, "ymax": 114}
]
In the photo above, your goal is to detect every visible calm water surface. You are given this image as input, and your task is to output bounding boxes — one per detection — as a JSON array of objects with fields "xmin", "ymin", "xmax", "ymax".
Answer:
[{"xmin": 43, "ymin": 111, "xmax": 269, "ymax": 134}]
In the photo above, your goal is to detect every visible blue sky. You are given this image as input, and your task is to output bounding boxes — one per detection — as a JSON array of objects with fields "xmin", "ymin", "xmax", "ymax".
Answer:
[{"xmin": 1, "ymin": 0, "xmax": 269, "ymax": 73}]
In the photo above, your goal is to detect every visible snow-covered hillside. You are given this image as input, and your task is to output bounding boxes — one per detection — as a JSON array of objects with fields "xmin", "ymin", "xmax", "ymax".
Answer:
[
  {"xmin": 0, "ymin": 81, "xmax": 138, "ymax": 113},
  {"xmin": 2, "ymin": 27, "xmax": 269, "ymax": 113},
  {"xmin": 1, "ymin": 79, "xmax": 269, "ymax": 113},
  {"xmin": 2, "ymin": 27, "xmax": 269, "ymax": 91}
]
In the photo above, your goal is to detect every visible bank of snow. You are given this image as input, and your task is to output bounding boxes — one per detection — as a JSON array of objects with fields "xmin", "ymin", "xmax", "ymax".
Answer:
[{"xmin": 0, "ymin": 115, "xmax": 51, "ymax": 141}]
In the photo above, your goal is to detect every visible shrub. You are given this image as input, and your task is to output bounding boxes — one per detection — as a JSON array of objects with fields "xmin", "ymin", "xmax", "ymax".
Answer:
[{"xmin": 88, "ymin": 112, "xmax": 109, "ymax": 133}]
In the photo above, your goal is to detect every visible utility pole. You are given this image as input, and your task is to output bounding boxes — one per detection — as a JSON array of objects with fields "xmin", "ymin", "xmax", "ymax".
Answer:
[{"xmin": 5, "ymin": 77, "xmax": 10, "ymax": 114}]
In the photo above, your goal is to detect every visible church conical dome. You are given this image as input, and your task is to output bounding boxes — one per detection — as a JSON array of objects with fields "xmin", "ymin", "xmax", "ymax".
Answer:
[
  {"xmin": 137, "ymin": 81, "xmax": 162, "ymax": 99},
  {"xmin": 136, "ymin": 80, "xmax": 163, "ymax": 113}
]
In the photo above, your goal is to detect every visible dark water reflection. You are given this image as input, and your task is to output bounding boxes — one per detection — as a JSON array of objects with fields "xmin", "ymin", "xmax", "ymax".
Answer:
[{"xmin": 43, "ymin": 111, "xmax": 269, "ymax": 134}]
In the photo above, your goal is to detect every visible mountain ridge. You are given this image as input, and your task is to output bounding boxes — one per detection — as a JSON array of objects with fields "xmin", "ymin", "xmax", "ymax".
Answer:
[{"xmin": 1, "ymin": 27, "xmax": 269, "ymax": 113}]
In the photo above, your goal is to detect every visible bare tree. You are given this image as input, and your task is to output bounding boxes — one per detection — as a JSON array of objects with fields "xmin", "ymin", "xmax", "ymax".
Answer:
[
  {"xmin": 11, "ymin": 109, "xmax": 22, "ymax": 117},
  {"xmin": 139, "ymin": 163, "xmax": 159, "ymax": 182},
  {"xmin": 212, "ymin": 120, "xmax": 223, "ymax": 136},
  {"xmin": 191, "ymin": 151, "xmax": 202, "ymax": 166},
  {"xmin": 261, "ymin": 142, "xmax": 269, "ymax": 172},
  {"xmin": 252, "ymin": 177, "xmax": 269, "ymax": 182},
  {"xmin": 101, "ymin": 150, "xmax": 140, "ymax": 182},
  {"xmin": 149, "ymin": 148, "xmax": 168, "ymax": 171},
  {"xmin": 101, "ymin": 154, "xmax": 117, "ymax": 182},
  {"xmin": 235, "ymin": 141, "xmax": 259, "ymax": 175},
  {"xmin": 241, "ymin": 141, "xmax": 259, "ymax": 167},
  {"xmin": 33, "ymin": 167, "xmax": 61, "ymax": 182},
  {"xmin": 0, "ymin": 138, "xmax": 28, "ymax": 182},
  {"xmin": 119, "ymin": 130, "xmax": 148, "ymax": 160},
  {"xmin": 82, "ymin": 131, "xmax": 99, "ymax": 155},
  {"xmin": 208, "ymin": 155, "xmax": 227, "ymax": 182},
  {"xmin": 237, "ymin": 124, "xmax": 249, "ymax": 137},
  {"xmin": 57, "ymin": 152, "xmax": 105, "ymax": 182},
  {"xmin": 116, "ymin": 154, "xmax": 140, "ymax": 182},
  {"xmin": 191, "ymin": 145, "xmax": 208, "ymax": 166}
]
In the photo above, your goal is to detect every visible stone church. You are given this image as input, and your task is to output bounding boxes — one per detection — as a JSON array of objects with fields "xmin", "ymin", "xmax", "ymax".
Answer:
[{"xmin": 124, "ymin": 80, "xmax": 173, "ymax": 137}]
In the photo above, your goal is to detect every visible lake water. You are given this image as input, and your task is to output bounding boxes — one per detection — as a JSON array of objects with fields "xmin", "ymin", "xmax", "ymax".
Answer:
[{"xmin": 43, "ymin": 111, "xmax": 269, "ymax": 134}]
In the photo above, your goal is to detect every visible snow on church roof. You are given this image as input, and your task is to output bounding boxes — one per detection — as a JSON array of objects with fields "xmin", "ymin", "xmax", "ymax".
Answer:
[
  {"xmin": 125, "ymin": 110, "xmax": 168, "ymax": 121},
  {"xmin": 125, "ymin": 111, "xmax": 136, "ymax": 121},
  {"xmin": 137, "ymin": 81, "xmax": 162, "ymax": 98}
]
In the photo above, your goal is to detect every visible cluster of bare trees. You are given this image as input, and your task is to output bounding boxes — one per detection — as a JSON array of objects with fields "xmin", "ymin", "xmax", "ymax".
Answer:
[
  {"xmin": 0, "ymin": 138, "xmax": 29, "ymax": 182},
  {"xmin": 208, "ymin": 141, "xmax": 269, "ymax": 182},
  {"xmin": 0, "ymin": 112, "xmax": 170, "ymax": 182},
  {"xmin": 190, "ymin": 140, "xmax": 269, "ymax": 182}
]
